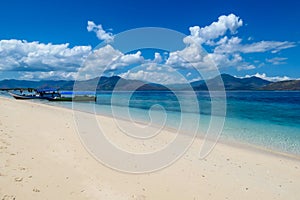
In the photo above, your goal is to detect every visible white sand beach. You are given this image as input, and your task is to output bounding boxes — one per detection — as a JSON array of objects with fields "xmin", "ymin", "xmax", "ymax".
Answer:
[{"xmin": 0, "ymin": 97, "xmax": 299, "ymax": 200}]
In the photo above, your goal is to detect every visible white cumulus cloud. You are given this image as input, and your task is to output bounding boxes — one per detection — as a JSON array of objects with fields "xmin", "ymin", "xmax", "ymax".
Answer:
[
  {"xmin": 166, "ymin": 13, "xmax": 295, "ymax": 72},
  {"xmin": 108, "ymin": 51, "xmax": 144, "ymax": 70},
  {"xmin": 87, "ymin": 21, "xmax": 114, "ymax": 43},
  {"xmin": 0, "ymin": 15, "xmax": 297, "ymax": 81},
  {"xmin": 0, "ymin": 39, "xmax": 91, "ymax": 73},
  {"xmin": 166, "ymin": 43, "xmax": 209, "ymax": 69},
  {"xmin": 153, "ymin": 52, "xmax": 162, "ymax": 63},
  {"xmin": 20, "ymin": 71, "xmax": 78, "ymax": 80},
  {"xmin": 183, "ymin": 13, "xmax": 243, "ymax": 45},
  {"xmin": 119, "ymin": 65, "xmax": 187, "ymax": 84},
  {"xmin": 77, "ymin": 45, "xmax": 146, "ymax": 80},
  {"xmin": 78, "ymin": 45, "xmax": 122, "ymax": 79}
]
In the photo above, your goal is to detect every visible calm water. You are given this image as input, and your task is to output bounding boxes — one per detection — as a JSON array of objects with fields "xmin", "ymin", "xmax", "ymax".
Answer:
[{"xmin": 3, "ymin": 91, "xmax": 300, "ymax": 155}]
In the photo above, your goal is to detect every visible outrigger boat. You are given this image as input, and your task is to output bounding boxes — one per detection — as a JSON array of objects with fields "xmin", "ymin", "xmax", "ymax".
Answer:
[
  {"xmin": 8, "ymin": 92, "xmax": 41, "ymax": 100},
  {"xmin": 9, "ymin": 89, "xmax": 96, "ymax": 102},
  {"xmin": 9, "ymin": 89, "xmax": 61, "ymax": 100}
]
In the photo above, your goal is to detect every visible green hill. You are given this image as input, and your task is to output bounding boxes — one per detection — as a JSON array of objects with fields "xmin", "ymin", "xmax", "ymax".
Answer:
[{"xmin": 261, "ymin": 80, "xmax": 300, "ymax": 90}]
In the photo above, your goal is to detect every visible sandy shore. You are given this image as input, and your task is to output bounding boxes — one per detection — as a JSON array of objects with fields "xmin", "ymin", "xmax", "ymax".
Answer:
[{"xmin": 0, "ymin": 97, "xmax": 299, "ymax": 200}]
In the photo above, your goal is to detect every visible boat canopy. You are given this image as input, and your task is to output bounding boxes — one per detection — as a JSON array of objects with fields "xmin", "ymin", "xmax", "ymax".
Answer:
[
  {"xmin": 36, "ymin": 89, "xmax": 59, "ymax": 93},
  {"xmin": 60, "ymin": 91, "xmax": 95, "ymax": 95}
]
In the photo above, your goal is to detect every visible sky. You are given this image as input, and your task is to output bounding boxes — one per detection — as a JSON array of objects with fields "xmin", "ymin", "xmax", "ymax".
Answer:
[{"xmin": 0, "ymin": 0, "xmax": 299, "ymax": 83}]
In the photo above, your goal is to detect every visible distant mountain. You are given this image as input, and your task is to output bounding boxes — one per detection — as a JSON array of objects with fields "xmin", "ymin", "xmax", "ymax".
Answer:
[
  {"xmin": 0, "ymin": 74, "xmax": 299, "ymax": 91},
  {"xmin": 0, "ymin": 76, "xmax": 170, "ymax": 91},
  {"xmin": 97, "ymin": 76, "xmax": 170, "ymax": 91},
  {"xmin": 191, "ymin": 74, "xmax": 271, "ymax": 90},
  {"xmin": 261, "ymin": 80, "xmax": 300, "ymax": 90},
  {"xmin": 0, "ymin": 79, "xmax": 74, "ymax": 90}
]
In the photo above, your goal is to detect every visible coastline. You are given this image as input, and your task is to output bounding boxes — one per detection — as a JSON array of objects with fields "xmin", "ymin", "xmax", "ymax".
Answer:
[
  {"xmin": 0, "ymin": 96, "xmax": 300, "ymax": 199},
  {"xmin": 4, "ymin": 95, "xmax": 299, "ymax": 161}
]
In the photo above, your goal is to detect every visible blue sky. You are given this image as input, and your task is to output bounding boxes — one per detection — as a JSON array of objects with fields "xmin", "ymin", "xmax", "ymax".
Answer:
[{"xmin": 0, "ymin": 0, "xmax": 299, "ymax": 82}]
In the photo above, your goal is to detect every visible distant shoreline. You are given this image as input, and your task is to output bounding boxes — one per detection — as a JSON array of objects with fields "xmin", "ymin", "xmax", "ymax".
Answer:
[{"xmin": 1, "ymin": 74, "xmax": 300, "ymax": 91}]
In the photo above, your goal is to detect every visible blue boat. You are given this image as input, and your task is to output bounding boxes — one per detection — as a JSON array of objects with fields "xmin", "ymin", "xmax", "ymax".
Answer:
[
  {"xmin": 9, "ymin": 89, "xmax": 96, "ymax": 102},
  {"xmin": 9, "ymin": 89, "xmax": 61, "ymax": 100}
]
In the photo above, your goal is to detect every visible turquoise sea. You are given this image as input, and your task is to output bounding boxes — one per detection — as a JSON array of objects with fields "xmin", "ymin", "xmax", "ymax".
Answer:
[{"xmin": 3, "ymin": 91, "xmax": 300, "ymax": 155}]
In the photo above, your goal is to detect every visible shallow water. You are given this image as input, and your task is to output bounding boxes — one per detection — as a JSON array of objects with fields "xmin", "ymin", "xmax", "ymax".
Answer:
[{"xmin": 3, "ymin": 91, "xmax": 300, "ymax": 155}]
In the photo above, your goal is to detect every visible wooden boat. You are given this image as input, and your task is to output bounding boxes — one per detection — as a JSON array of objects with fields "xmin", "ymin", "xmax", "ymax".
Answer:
[
  {"xmin": 8, "ymin": 92, "xmax": 42, "ymax": 100},
  {"xmin": 9, "ymin": 89, "xmax": 96, "ymax": 102},
  {"xmin": 9, "ymin": 89, "xmax": 61, "ymax": 100}
]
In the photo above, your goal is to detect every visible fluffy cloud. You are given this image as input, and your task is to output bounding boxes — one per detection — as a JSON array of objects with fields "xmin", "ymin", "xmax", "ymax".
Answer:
[
  {"xmin": 119, "ymin": 64, "xmax": 186, "ymax": 84},
  {"xmin": 166, "ymin": 14, "xmax": 295, "ymax": 72},
  {"xmin": 20, "ymin": 71, "xmax": 77, "ymax": 80},
  {"xmin": 7, "ymin": 43, "xmax": 144, "ymax": 80},
  {"xmin": 153, "ymin": 52, "xmax": 162, "ymax": 63},
  {"xmin": 87, "ymin": 21, "xmax": 114, "ymax": 43},
  {"xmin": 183, "ymin": 14, "xmax": 243, "ymax": 45},
  {"xmin": 109, "ymin": 51, "xmax": 144, "ymax": 70},
  {"xmin": 0, "ymin": 39, "xmax": 91, "ymax": 73},
  {"xmin": 166, "ymin": 43, "xmax": 209, "ymax": 69},
  {"xmin": 77, "ymin": 45, "xmax": 146, "ymax": 79},
  {"xmin": 166, "ymin": 38, "xmax": 252, "ymax": 71},
  {"xmin": 0, "ymin": 16, "xmax": 297, "ymax": 81},
  {"xmin": 78, "ymin": 45, "xmax": 121, "ymax": 79},
  {"xmin": 240, "ymin": 73, "xmax": 293, "ymax": 82},
  {"xmin": 207, "ymin": 53, "xmax": 241, "ymax": 68},
  {"xmin": 166, "ymin": 14, "xmax": 246, "ymax": 71}
]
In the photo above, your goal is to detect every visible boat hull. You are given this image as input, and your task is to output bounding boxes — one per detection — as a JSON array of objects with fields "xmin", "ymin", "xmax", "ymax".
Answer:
[{"xmin": 8, "ymin": 92, "xmax": 44, "ymax": 100}]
